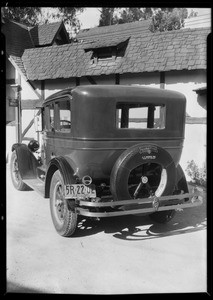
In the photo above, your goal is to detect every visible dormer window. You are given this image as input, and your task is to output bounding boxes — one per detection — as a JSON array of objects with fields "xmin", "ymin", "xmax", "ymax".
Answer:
[{"xmin": 83, "ymin": 37, "xmax": 129, "ymax": 63}]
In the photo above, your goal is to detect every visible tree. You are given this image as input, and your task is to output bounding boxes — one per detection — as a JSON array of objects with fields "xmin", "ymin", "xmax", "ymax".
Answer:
[
  {"xmin": 1, "ymin": 7, "xmax": 41, "ymax": 26},
  {"xmin": 1, "ymin": 7, "xmax": 84, "ymax": 34},
  {"xmin": 149, "ymin": 8, "xmax": 188, "ymax": 32},
  {"xmin": 98, "ymin": 7, "xmax": 188, "ymax": 32},
  {"xmin": 114, "ymin": 7, "xmax": 153, "ymax": 24},
  {"xmin": 99, "ymin": 8, "xmax": 116, "ymax": 26}
]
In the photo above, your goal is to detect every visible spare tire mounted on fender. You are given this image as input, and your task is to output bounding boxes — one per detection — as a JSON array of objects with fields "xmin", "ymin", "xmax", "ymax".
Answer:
[{"xmin": 110, "ymin": 144, "xmax": 176, "ymax": 222}]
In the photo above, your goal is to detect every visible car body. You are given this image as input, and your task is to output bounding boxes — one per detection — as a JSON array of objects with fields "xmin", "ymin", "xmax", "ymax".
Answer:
[{"xmin": 10, "ymin": 85, "xmax": 203, "ymax": 237}]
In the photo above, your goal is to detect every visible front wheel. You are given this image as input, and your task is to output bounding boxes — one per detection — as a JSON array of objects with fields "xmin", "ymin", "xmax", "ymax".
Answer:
[
  {"xmin": 10, "ymin": 150, "xmax": 29, "ymax": 191},
  {"xmin": 50, "ymin": 170, "xmax": 78, "ymax": 237}
]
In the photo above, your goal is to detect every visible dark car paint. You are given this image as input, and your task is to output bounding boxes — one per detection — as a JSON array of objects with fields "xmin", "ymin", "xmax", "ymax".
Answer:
[{"xmin": 43, "ymin": 85, "xmax": 186, "ymax": 179}]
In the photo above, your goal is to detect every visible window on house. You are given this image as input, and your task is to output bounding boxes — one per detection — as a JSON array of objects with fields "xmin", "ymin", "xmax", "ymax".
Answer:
[
  {"xmin": 85, "ymin": 38, "xmax": 129, "ymax": 62},
  {"xmin": 116, "ymin": 103, "xmax": 166, "ymax": 129}
]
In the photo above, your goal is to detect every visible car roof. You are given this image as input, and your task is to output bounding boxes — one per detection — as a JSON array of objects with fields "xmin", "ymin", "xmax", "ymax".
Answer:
[{"xmin": 43, "ymin": 85, "xmax": 186, "ymax": 105}]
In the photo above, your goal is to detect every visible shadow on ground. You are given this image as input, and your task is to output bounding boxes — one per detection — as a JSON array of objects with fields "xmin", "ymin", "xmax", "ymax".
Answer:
[{"xmin": 73, "ymin": 190, "xmax": 206, "ymax": 241}]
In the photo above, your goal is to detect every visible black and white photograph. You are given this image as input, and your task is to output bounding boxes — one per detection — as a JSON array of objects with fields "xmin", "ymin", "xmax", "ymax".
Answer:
[{"xmin": 3, "ymin": 6, "xmax": 211, "ymax": 294}]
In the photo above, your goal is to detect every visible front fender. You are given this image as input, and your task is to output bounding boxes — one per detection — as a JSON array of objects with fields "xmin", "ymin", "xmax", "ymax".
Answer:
[
  {"xmin": 12, "ymin": 143, "xmax": 39, "ymax": 180},
  {"xmin": 44, "ymin": 156, "xmax": 76, "ymax": 198}
]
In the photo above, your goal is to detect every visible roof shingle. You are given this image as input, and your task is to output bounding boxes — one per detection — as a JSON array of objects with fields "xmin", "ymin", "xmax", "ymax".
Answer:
[
  {"xmin": 21, "ymin": 26, "xmax": 210, "ymax": 80},
  {"xmin": 29, "ymin": 22, "xmax": 63, "ymax": 46},
  {"xmin": 3, "ymin": 19, "xmax": 210, "ymax": 81}
]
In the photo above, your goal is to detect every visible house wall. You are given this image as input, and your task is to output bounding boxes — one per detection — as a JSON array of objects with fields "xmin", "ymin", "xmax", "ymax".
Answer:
[
  {"xmin": 6, "ymin": 60, "xmax": 15, "ymax": 123},
  {"xmin": 165, "ymin": 69, "xmax": 206, "ymax": 117},
  {"xmin": 44, "ymin": 78, "xmax": 76, "ymax": 98},
  {"xmin": 80, "ymin": 75, "xmax": 116, "ymax": 85},
  {"xmin": 120, "ymin": 72, "xmax": 160, "ymax": 88}
]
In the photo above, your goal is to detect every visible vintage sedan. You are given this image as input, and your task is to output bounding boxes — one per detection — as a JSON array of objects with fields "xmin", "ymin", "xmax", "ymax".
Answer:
[{"xmin": 10, "ymin": 85, "xmax": 203, "ymax": 236}]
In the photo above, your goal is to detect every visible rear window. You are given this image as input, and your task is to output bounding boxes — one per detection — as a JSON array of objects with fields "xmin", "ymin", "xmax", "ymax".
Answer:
[{"xmin": 116, "ymin": 103, "xmax": 166, "ymax": 129}]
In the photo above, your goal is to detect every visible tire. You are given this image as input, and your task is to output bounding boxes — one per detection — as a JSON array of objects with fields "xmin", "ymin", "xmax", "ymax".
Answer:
[
  {"xmin": 10, "ymin": 150, "xmax": 29, "ymax": 191},
  {"xmin": 149, "ymin": 165, "xmax": 189, "ymax": 223},
  {"xmin": 50, "ymin": 170, "xmax": 77, "ymax": 237},
  {"xmin": 110, "ymin": 143, "xmax": 176, "ymax": 223}
]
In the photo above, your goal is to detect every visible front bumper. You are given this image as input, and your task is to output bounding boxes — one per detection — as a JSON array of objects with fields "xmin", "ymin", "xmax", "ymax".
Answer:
[{"xmin": 73, "ymin": 187, "xmax": 203, "ymax": 218}]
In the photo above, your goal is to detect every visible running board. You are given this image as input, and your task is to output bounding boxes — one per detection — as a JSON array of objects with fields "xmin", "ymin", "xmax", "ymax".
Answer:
[{"xmin": 23, "ymin": 178, "xmax": 45, "ymax": 197}]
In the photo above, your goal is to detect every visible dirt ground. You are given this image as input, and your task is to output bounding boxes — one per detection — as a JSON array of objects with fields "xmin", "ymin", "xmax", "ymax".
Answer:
[{"xmin": 6, "ymin": 165, "xmax": 207, "ymax": 294}]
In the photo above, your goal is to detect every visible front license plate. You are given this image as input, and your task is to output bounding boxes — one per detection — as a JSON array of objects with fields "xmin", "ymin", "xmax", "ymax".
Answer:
[{"xmin": 64, "ymin": 184, "xmax": 96, "ymax": 199}]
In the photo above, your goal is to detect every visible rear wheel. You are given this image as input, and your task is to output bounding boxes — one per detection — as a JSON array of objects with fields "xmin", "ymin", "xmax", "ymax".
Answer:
[
  {"xmin": 129, "ymin": 162, "xmax": 176, "ymax": 223},
  {"xmin": 10, "ymin": 150, "xmax": 28, "ymax": 191},
  {"xmin": 50, "ymin": 170, "xmax": 77, "ymax": 237},
  {"xmin": 110, "ymin": 144, "xmax": 176, "ymax": 223}
]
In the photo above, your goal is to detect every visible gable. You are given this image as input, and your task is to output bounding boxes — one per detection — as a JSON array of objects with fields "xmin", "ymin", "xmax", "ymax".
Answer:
[{"xmin": 29, "ymin": 21, "xmax": 69, "ymax": 46}]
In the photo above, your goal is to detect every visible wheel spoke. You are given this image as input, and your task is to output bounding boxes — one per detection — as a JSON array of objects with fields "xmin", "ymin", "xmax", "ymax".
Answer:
[
  {"xmin": 54, "ymin": 182, "xmax": 66, "ymax": 221},
  {"xmin": 133, "ymin": 181, "xmax": 143, "ymax": 198}
]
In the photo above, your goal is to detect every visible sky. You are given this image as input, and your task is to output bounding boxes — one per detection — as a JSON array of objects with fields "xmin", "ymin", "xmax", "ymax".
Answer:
[
  {"xmin": 78, "ymin": 7, "xmax": 101, "ymax": 29},
  {"xmin": 78, "ymin": 7, "xmax": 211, "ymax": 29}
]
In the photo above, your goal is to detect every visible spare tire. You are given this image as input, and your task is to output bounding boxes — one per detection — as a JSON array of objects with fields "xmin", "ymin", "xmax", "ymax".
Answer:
[{"xmin": 110, "ymin": 143, "xmax": 176, "ymax": 222}]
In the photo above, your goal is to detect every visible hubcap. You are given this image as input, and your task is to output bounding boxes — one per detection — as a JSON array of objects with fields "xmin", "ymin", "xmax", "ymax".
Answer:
[
  {"xmin": 54, "ymin": 182, "xmax": 65, "ymax": 222},
  {"xmin": 12, "ymin": 157, "xmax": 20, "ymax": 184},
  {"xmin": 128, "ymin": 163, "xmax": 167, "ymax": 199},
  {"xmin": 141, "ymin": 176, "xmax": 148, "ymax": 184}
]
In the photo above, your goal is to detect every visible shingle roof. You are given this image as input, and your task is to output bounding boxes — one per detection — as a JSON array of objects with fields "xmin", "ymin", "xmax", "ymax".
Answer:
[
  {"xmin": 2, "ymin": 20, "xmax": 68, "ymax": 56},
  {"xmin": 29, "ymin": 22, "xmax": 64, "ymax": 46},
  {"xmin": 77, "ymin": 20, "xmax": 151, "ymax": 41},
  {"xmin": 83, "ymin": 36, "xmax": 130, "ymax": 50},
  {"xmin": 2, "ymin": 19, "xmax": 70, "ymax": 79},
  {"xmin": 21, "ymin": 26, "xmax": 210, "ymax": 81}
]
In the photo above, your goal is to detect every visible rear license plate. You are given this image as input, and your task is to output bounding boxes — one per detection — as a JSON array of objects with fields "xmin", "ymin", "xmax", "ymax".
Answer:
[{"xmin": 64, "ymin": 184, "xmax": 96, "ymax": 199}]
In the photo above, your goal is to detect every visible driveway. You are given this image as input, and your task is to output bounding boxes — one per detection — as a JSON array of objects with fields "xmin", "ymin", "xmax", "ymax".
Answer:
[{"xmin": 6, "ymin": 165, "xmax": 207, "ymax": 294}]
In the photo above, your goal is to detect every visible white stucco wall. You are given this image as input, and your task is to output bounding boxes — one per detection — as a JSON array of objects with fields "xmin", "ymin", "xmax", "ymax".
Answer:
[
  {"xmin": 44, "ymin": 79, "xmax": 76, "ymax": 98},
  {"xmin": 165, "ymin": 70, "xmax": 206, "ymax": 117},
  {"xmin": 180, "ymin": 123, "xmax": 206, "ymax": 174},
  {"xmin": 120, "ymin": 72, "xmax": 160, "ymax": 88}
]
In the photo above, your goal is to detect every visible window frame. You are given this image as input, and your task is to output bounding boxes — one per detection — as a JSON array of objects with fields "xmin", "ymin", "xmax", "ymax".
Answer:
[
  {"xmin": 43, "ymin": 96, "xmax": 71, "ymax": 135},
  {"xmin": 116, "ymin": 102, "xmax": 166, "ymax": 130}
]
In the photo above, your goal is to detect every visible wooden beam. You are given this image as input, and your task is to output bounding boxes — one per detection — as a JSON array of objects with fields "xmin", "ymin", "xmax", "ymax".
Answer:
[
  {"xmin": 21, "ymin": 99, "xmax": 43, "ymax": 109},
  {"xmin": 86, "ymin": 76, "xmax": 97, "ymax": 85},
  {"xmin": 22, "ymin": 110, "xmax": 40, "ymax": 139},
  {"xmin": 41, "ymin": 80, "xmax": 45, "ymax": 101},
  {"xmin": 76, "ymin": 77, "xmax": 80, "ymax": 86},
  {"xmin": 186, "ymin": 117, "xmax": 206, "ymax": 124},
  {"xmin": 17, "ymin": 74, "xmax": 22, "ymax": 143},
  {"xmin": 27, "ymin": 80, "xmax": 42, "ymax": 99},
  {"xmin": 115, "ymin": 73, "xmax": 120, "ymax": 85}
]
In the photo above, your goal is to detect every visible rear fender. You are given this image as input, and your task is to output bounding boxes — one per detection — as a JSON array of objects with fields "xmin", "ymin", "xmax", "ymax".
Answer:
[
  {"xmin": 44, "ymin": 156, "xmax": 76, "ymax": 198},
  {"xmin": 12, "ymin": 143, "xmax": 39, "ymax": 180},
  {"xmin": 175, "ymin": 164, "xmax": 189, "ymax": 193}
]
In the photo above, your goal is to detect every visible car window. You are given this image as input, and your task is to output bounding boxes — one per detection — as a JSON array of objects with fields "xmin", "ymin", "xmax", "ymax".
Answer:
[
  {"xmin": 56, "ymin": 99, "xmax": 71, "ymax": 132},
  {"xmin": 116, "ymin": 103, "xmax": 166, "ymax": 129},
  {"xmin": 44, "ymin": 98, "xmax": 71, "ymax": 133},
  {"xmin": 44, "ymin": 103, "xmax": 54, "ymax": 131}
]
